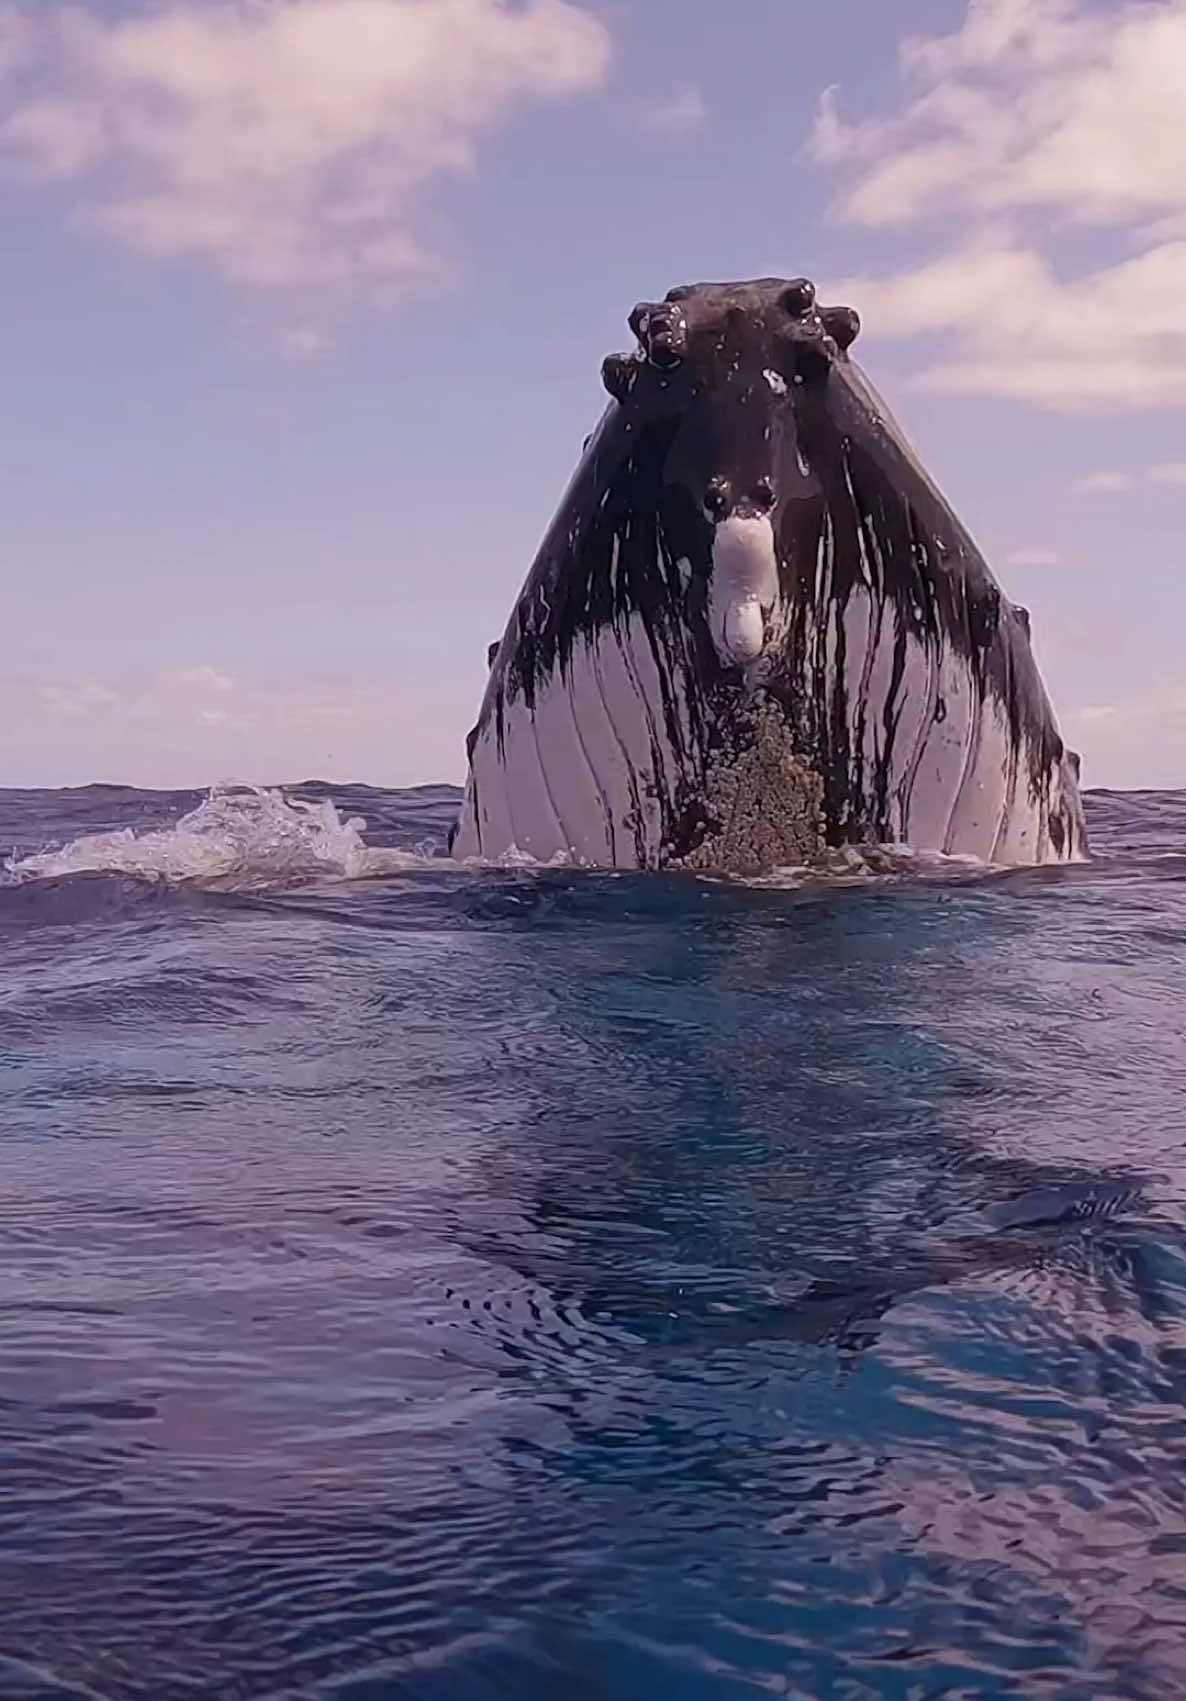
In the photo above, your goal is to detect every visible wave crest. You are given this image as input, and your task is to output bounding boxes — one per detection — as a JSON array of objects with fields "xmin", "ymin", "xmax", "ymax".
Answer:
[{"xmin": 2, "ymin": 785, "xmax": 433, "ymax": 890}]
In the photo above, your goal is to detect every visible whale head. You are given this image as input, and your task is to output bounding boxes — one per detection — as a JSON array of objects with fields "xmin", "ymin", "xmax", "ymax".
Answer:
[{"xmin": 601, "ymin": 277, "xmax": 862, "ymax": 671}]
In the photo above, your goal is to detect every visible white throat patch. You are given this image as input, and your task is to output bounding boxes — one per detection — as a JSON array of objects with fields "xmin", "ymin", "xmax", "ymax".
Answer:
[{"xmin": 708, "ymin": 514, "xmax": 780, "ymax": 665}]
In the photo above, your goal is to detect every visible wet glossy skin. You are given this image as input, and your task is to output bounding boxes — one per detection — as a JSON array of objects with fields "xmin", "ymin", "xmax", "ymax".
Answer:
[
  {"xmin": 603, "ymin": 277, "xmax": 857, "ymax": 530},
  {"xmin": 453, "ymin": 276, "xmax": 1086, "ymax": 868}
]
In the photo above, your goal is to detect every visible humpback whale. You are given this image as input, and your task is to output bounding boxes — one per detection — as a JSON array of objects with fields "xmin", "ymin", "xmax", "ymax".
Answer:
[{"xmin": 452, "ymin": 276, "xmax": 1086, "ymax": 871}]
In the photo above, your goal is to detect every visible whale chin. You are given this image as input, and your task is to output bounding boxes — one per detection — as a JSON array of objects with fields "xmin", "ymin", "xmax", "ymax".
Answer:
[
  {"xmin": 451, "ymin": 275, "xmax": 1088, "ymax": 873},
  {"xmin": 708, "ymin": 514, "xmax": 780, "ymax": 667}
]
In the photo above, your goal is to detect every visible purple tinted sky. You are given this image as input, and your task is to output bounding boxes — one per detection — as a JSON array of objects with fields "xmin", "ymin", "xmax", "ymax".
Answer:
[{"xmin": 3, "ymin": 0, "xmax": 1183, "ymax": 790}]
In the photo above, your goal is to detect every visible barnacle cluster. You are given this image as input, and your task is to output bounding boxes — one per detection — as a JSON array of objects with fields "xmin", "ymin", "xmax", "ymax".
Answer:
[{"xmin": 674, "ymin": 697, "xmax": 825, "ymax": 872}]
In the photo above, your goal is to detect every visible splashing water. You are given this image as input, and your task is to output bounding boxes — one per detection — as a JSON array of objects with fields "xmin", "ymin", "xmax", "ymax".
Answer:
[
  {"xmin": 2, "ymin": 785, "xmax": 430, "ymax": 889},
  {"xmin": 1, "ymin": 782, "xmax": 1008, "ymax": 895}
]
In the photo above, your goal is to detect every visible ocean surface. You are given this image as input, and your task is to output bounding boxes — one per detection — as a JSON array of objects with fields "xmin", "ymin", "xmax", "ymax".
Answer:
[{"xmin": 2, "ymin": 781, "xmax": 1186, "ymax": 1701}]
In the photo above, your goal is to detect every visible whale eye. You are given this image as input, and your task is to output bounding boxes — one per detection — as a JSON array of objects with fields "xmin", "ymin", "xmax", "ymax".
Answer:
[
  {"xmin": 704, "ymin": 478, "xmax": 730, "ymax": 519},
  {"xmin": 781, "ymin": 278, "xmax": 816, "ymax": 317},
  {"xmin": 793, "ymin": 340, "xmax": 832, "ymax": 385},
  {"xmin": 820, "ymin": 304, "xmax": 861, "ymax": 351}
]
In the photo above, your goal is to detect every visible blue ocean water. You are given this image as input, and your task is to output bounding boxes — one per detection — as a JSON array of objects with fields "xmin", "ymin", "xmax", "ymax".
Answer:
[{"xmin": 2, "ymin": 781, "xmax": 1186, "ymax": 1701}]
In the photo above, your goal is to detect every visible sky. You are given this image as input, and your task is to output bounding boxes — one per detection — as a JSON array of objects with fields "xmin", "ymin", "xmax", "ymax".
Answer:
[{"xmin": 2, "ymin": 0, "xmax": 1185, "ymax": 793}]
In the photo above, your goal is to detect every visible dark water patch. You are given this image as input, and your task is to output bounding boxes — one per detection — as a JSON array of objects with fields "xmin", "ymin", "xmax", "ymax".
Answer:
[{"xmin": 0, "ymin": 871, "xmax": 221, "ymax": 934}]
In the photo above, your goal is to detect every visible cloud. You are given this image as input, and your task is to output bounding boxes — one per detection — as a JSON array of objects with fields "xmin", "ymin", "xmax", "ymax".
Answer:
[
  {"xmin": 1071, "ymin": 704, "xmax": 1121, "ymax": 726},
  {"xmin": 0, "ymin": 0, "xmax": 611, "ymax": 292},
  {"xmin": 639, "ymin": 86, "xmax": 706, "ymax": 136},
  {"xmin": 0, "ymin": 668, "xmax": 447, "ymax": 786},
  {"xmin": 280, "ymin": 326, "xmax": 329, "ymax": 358},
  {"xmin": 1065, "ymin": 688, "xmax": 1186, "ymax": 732},
  {"xmin": 811, "ymin": 0, "xmax": 1182, "ymax": 230},
  {"xmin": 34, "ymin": 680, "xmax": 119, "ymax": 716},
  {"xmin": 1058, "ymin": 687, "xmax": 1186, "ymax": 788},
  {"xmin": 1072, "ymin": 462, "xmax": 1186, "ymax": 492},
  {"xmin": 811, "ymin": 0, "xmax": 1186, "ymax": 410},
  {"xmin": 162, "ymin": 664, "xmax": 236, "ymax": 694},
  {"xmin": 1075, "ymin": 471, "xmax": 1133, "ymax": 494},
  {"xmin": 1004, "ymin": 548, "xmax": 1062, "ymax": 566}
]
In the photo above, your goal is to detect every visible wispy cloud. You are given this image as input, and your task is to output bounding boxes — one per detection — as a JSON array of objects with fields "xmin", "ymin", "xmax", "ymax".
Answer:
[
  {"xmin": 1075, "ymin": 471, "xmax": 1133, "ymax": 494},
  {"xmin": 639, "ymin": 86, "xmax": 706, "ymax": 136},
  {"xmin": 1005, "ymin": 548, "xmax": 1062, "ymax": 567},
  {"xmin": 280, "ymin": 327, "xmax": 329, "ymax": 359},
  {"xmin": 1065, "ymin": 689, "xmax": 1186, "ymax": 732},
  {"xmin": 34, "ymin": 680, "xmax": 119, "ymax": 716},
  {"xmin": 1072, "ymin": 462, "xmax": 1186, "ymax": 493},
  {"xmin": 0, "ymin": 669, "xmax": 433, "ymax": 786},
  {"xmin": 162, "ymin": 665, "xmax": 235, "ymax": 694},
  {"xmin": 0, "ymin": 0, "xmax": 611, "ymax": 293},
  {"xmin": 1059, "ymin": 688, "xmax": 1186, "ymax": 788},
  {"xmin": 811, "ymin": 0, "xmax": 1186, "ymax": 410},
  {"xmin": 196, "ymin": 706, "xmax": 249, "ymax": 729}
]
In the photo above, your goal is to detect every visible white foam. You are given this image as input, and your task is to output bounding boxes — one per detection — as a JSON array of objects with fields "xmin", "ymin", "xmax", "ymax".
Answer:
[
  {"xmin": 3, "ymin": 786, "xmax": 432, "ymax": 890},
  {"xmin": 709, "ymin": 842, "xmax": 1003, "ymax": 890}
]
